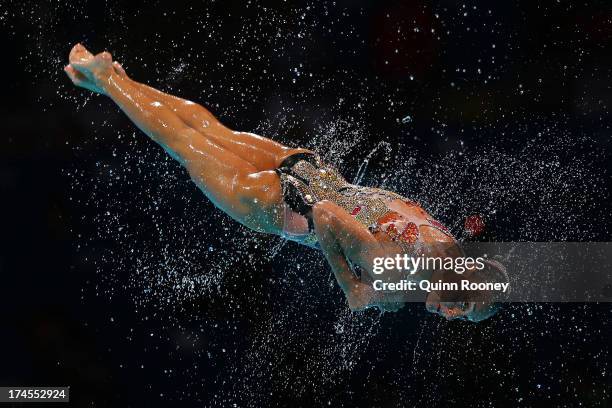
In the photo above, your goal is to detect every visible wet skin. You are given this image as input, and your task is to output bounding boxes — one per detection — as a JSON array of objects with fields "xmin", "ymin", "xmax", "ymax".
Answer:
[{"xmin": 65, "ymin": 44, "xmax": 497, "ymax": 322}]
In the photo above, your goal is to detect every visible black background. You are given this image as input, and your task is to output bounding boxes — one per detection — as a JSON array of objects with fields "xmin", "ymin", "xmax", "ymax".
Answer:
[{"xmin": 1, "ymin": 1, "xmax": 611, "ymax": 407}]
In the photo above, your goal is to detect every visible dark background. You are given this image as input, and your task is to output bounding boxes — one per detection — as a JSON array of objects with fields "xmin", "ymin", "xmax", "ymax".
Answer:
[{"xmin": 1, "ymin": 1, "xmax": 611, "ymax": 407}]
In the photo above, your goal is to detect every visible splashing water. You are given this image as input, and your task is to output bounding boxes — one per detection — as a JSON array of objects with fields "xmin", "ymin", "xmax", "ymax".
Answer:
[
  {"xmin": 67, "ymin": 115, "xmax": 609, "ymax": 403},
  {"xmin": 353, "ymin": 141, "xmax": 392, "ymax": 185}
]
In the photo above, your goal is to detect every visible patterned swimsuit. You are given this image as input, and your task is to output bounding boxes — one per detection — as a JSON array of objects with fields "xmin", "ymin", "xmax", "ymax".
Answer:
[{"xmin": 275, "ymin": 153, "xmax": 453, "ymax": 248}]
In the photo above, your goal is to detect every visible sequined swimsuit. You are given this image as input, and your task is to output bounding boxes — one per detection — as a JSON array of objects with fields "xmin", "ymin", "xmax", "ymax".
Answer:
[{"xmin": 275, "ymin": 153, "xmax": 453, "ymax": 248}]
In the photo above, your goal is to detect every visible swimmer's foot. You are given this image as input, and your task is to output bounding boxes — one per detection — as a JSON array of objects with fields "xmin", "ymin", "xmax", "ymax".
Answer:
[{"xmin": 64, "ymin": 43, "xmax": 116, "ymax": 95}]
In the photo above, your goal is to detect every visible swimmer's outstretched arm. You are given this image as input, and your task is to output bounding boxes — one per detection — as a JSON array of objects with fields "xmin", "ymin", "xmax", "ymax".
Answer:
[{"xmin": 64, "ymin": 44, "xmax": 285, "ymax": 232}]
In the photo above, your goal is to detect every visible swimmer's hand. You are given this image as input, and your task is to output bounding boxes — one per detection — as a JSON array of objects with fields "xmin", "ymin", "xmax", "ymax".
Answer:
[
  {"xmin": 346, "ymin": 284, "xmax": 373, "ymax": 311},
  {"xmin": 425, "ymin": 261, "xmax": 506, "ymax": 322},
  {"xmin": 347, "ymin": 283, "xmax": 404, "ymax": 313},
  {"xmin": 64, "ymin": 43, "xmax": 121, "ymax": 95}
]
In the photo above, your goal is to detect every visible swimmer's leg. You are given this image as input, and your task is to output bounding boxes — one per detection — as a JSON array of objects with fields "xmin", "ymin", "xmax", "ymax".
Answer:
[
  {"xmin": 65, "ymin": 44, "xmax": 284, "ymax": 233},
  {"xmin": 111, "ymin": 61, "xmax": 312, "ymax": 170},
  {"xmin": 312, "ymin": 200, "xmax": 404, "ymax": 311}
]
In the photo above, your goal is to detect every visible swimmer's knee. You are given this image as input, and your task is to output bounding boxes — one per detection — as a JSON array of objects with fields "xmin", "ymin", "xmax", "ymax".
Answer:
[
  {"xmin": 312, "ymin": 201, "xmax": 336, "ymax": 224},
  {"xmin": 312, "ymin": 202, "xmax": 336, "ymax": 239},
  {"xmin": 313, "ymin": 201, "xmax": 352, "ymax": 243}
]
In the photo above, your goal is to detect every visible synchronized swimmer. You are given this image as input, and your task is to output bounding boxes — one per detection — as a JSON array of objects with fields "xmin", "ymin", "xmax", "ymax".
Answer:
[{"xmin": 64, "ymin": 43, "xmax": 506, "ymax": 321}]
